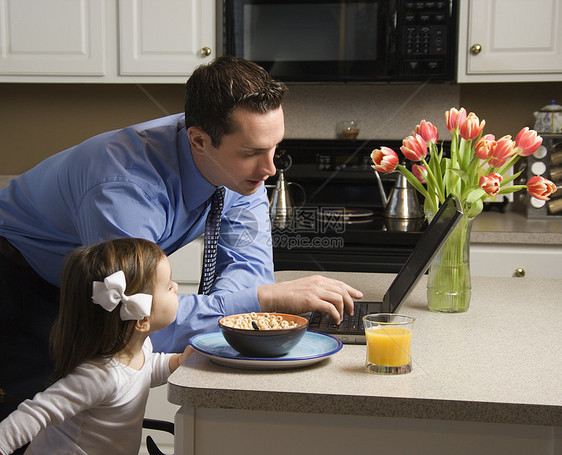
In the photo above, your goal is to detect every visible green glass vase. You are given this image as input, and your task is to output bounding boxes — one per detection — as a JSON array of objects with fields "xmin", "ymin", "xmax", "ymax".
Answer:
[{"xmin": 426, "ymin": 212, "xmax": 473, "ymax": 313}]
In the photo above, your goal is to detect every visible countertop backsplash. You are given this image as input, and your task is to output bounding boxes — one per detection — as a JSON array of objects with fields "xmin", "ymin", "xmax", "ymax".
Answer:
[
  {"xmin": 283, "ymin": 82, "xmax": 460, "ymax": 140},
  {"xmin": 0, "ymin": 83, "xmax": 460, "ymax": 179},
  {"xmin": 2, "ymin": 80, "xmax": 558, "ymax": 175}
]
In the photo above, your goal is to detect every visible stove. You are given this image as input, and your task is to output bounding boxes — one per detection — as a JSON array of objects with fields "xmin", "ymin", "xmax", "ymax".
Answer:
[{"xmin": 267, "ymin": 139, "xmax": 428, "ymax": 273}]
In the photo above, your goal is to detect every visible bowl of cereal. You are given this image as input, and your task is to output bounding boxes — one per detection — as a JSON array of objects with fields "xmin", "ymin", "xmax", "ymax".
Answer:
[{"xmin": 219, "ymin": 312, "xmax": 309, "ymax": 357}]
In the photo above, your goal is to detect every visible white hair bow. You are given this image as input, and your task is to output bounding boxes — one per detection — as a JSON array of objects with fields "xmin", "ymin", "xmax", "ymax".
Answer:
[{"xmin": 92, "ymin": 270, "xmax": 152, "ymax": 321}]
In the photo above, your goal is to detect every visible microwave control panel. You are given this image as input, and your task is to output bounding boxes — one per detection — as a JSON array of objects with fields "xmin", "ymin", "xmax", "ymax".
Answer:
[{"xmin": 398, "ymin": 0, "xmax": 454, "ymax": 78}]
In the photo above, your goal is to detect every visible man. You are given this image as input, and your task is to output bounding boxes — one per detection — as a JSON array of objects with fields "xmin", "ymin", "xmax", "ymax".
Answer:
[{"xmin": 0, "ymin": 56, "xmax": 362, "ymax": 420}]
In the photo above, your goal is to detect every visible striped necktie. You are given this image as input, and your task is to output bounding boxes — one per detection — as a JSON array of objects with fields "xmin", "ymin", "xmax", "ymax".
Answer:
[{"xmin": 198, "ymin": 187, "xmax": 225, "ymax": 295}]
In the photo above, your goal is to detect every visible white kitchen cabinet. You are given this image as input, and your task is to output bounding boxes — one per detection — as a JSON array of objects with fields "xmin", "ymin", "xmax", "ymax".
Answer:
[
  {"xmin": 457, "ymin": 0, "xmax": 562, "ymax": 82},
  {"xmin": 0, "ymin": 0, "xmax": 106, "ymax": 76},
  {"xmin": 470, "ymin": 243, "xmax": 562, "ymax": 278},
  {"xmin": 168, "ymin": 236, "xmax": 203, "ymax": 295},
  {"xmin": 174, "ymin": 407, "xmax": 561, "ymax": 455},
  {"xmin": 0, "ymin": 0, "xmax": 216, "ymax": 83},
  {"xmin": 119, "ymin": 0, "xmax": 215, "ymax": 76},
  {"xmin": 140, "ymin": 385, "xmax": 178, "ymax": 455}
]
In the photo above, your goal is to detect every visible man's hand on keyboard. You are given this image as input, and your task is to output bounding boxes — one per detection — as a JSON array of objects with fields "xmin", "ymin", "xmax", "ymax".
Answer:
[{"xmin": 257, "ymin": 274, "xmax": 363, "ymax": 324}]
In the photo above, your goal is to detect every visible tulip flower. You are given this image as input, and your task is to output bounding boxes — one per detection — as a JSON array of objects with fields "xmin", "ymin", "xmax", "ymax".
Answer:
[
  {"xmin": 415, "ymin": 120, "xmax": 439, "ymax": 145},
  {"xmin": 371, "ymin": 147, "xmax": 399, "ymax": 173},
  {"xmin": 479, "ymin": 172, "xmax": 503, "ymax": 196},
  {"xmin": 514, "ymin": 127, "xmax": 543, "ymax": 157},
  {"xmin": 445, "ymin": 107, "xmax": 467, "ymax": 133},
  {"xmin": 400, "ymin": 134, "xmax": 427, "ymax": 162},
  {"xmin": 371, "ymin": 106, "xmax": 548, "ymax": 221},
  {"xmin": 412, "ymin": 164, "xmax": 427, "ymax": 184},
  {"xmin": 459, "ymin": 112, "xmax": 486, "ymax": 141},
  {"xmin": 474, "ymin": 134, "xmax": 496, "ymax": 160},
  {"xmin": 527, "ymin": 176, "xmax": 557, "ymax": 201},
  {"xmin": 488, "ymin": 135, "xmax": 515, "ymax": 168}
]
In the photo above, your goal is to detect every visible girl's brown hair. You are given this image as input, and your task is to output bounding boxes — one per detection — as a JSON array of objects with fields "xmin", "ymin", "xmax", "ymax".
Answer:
[{"xmin": 49, "ymin": 238, "xmax": 165, "ymax": 382}]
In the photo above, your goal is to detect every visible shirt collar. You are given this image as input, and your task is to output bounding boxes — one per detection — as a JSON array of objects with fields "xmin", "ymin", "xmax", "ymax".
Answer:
[{"xmin": 177, "ymin": 125, "xmax": 218, "ymax": 211}]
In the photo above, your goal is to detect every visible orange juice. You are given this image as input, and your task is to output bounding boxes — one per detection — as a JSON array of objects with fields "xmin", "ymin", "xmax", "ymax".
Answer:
[{"xmin": 366, "ymin": 326, "xmax": 412, "ymax": 367}]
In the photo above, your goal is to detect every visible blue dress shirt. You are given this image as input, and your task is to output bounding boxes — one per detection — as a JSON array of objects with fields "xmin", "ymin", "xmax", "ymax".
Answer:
[{"xmin": 0, "ymin": 114, "xmax": 274, "ymax": 352}]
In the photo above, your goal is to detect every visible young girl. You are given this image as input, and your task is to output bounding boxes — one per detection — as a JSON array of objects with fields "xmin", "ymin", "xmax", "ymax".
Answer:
[{"xmin": 0, "ymin": 238, "xmax": 192, "ymax": 455}]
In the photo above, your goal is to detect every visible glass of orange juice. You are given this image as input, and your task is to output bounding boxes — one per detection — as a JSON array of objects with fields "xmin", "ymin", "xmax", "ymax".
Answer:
[{"xmin": 363, "ymin": 314, "xmax": 415, "ymax": 375}]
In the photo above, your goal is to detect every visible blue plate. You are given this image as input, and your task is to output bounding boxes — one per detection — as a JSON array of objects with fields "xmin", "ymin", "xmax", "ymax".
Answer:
[{"xmin": 189, "ymin": 330, "xmax": 342, "ymax": 370}]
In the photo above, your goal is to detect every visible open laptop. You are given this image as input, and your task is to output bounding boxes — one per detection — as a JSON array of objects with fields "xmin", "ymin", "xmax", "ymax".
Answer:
[{"xmin": 307, "ymin": 194, "xmax": 463, "ymax": 344}]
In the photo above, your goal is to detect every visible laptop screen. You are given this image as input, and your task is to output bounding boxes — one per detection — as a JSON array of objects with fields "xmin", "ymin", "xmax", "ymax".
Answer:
[{"xmin": 382, "ymin": 194, "xmax": 463, "ymax": 312}]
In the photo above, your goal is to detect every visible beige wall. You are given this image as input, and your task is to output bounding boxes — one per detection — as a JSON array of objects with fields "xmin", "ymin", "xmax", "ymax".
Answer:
[
  {"xmin": 0, "ymin": 84, "xmax": 185, "ymax": 174},
  {"xmin": 459, "ymin": 82, "xmax": 561, "ymax": 138},
  {"xmin": 1, "ymin": 81, "xmax": 560, "ymax": 175}
]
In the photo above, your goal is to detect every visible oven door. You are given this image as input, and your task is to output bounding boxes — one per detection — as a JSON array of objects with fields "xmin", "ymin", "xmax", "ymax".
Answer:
[{"xmin": 224, "ymin": 0, "xmax": 397, "ymax": 82}]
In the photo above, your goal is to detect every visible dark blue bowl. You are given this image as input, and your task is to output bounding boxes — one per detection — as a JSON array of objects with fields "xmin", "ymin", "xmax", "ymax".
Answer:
[{"xmin": 219, "ymin": 313, "xmax": 308, "ymax": 357}]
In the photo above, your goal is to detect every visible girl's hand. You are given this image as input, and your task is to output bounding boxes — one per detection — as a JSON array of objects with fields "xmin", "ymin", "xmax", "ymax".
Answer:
[{"xmin": 170, "ymin": 345, "xmax": 194, "ymax": 373}]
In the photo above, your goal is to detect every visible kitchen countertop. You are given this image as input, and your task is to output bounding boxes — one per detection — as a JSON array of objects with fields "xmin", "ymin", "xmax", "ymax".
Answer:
[
  {"xmin": 472, "ymin": 207, "xmax": 562, "ymax": 245},
  {"xmin": 168, "ymin": 271, "xmax": 562, "ymax": 427}
]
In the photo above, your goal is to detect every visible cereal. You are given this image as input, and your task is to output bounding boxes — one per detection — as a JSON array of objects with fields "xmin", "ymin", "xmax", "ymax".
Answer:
[{"xmin": 222, "ymin": 313, "xmax": 299, "ymax": 330}]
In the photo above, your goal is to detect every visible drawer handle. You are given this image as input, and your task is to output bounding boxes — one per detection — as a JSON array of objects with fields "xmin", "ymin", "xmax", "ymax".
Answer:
[{"xmin": 513, "ymin": 268, "xmax": 525, "ymax": 278}]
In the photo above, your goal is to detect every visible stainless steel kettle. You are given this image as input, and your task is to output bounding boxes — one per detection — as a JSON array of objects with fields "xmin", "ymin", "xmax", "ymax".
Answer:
[
  {"xmin": 374, "ymin": 171, "xmax": 423, "ymax": 219},
  {"xmin": 268, "ymin": 150, "xmax": 305, "ymax": 229},
  {"xmin": 269, "ymin": 168, "xmax": 294, "ymax": 229}
]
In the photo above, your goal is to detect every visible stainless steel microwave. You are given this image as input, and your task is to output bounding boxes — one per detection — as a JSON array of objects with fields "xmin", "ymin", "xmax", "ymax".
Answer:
[{"xmin": 223, "ymin": 0, "xmax": 458, "ymax": 82}]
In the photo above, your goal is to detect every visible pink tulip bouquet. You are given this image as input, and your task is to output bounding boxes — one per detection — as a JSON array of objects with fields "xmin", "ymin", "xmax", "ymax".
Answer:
[
  {"xmin": 371, "ymin": 107, "xmax": 557, "ymax": 313},
  {"xmin": 371, "ymin": 107, "xmax": 557, "ymax": 218}
]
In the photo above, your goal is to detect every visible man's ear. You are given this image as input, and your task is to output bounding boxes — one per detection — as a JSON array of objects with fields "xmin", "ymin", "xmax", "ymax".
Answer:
[
  {"xmin": 135, "ymin": 317, "xmax": 151, "ymax": 333},
  {"xmin": 187, "ymin": 126, "xmax": 209, "ymax": 155}
]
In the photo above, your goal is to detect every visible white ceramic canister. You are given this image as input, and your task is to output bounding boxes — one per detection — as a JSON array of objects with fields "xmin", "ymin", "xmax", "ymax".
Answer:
[{"xmin": 534, "ymin": 100, "xmax": 562, "ymax": 134}]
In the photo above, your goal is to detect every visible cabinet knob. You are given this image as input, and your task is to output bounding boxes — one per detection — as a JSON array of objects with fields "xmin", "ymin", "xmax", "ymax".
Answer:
[
  {"xmin": 200, "ymin": 47, "xmax": 212, "ymax": 57},
  {"xmin": 470, "ymin": 43, "xmax": 482, "ymax": 55},
  {"xmin": 514, "ymin": 268, "xmax": 525, "ymax": 278}
]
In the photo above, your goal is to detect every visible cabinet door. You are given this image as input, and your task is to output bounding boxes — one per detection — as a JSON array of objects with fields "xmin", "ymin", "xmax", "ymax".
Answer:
[
  {"xmin": 458, "ymin": 0, "xmax": 562, "ymax": 82},
  {"xmin": 0, "ymin": 0, "xmax": 105, "ymax": 75},
  {"xmin": 119, "ymin": 0, "xmax": 215, "ymax": 76},
  {"xmin": 471, "ymin": 244, "xmax": 562, "ymax": 278}
]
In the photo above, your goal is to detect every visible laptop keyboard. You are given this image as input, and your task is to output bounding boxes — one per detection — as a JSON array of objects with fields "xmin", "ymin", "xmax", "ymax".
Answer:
[{"xmin": 308, "ymin": 302, "xmax": 370, "ymax": 333}]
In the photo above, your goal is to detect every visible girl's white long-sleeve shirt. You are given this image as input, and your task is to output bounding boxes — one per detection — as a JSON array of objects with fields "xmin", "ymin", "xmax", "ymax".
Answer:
[{"xmin": 0, "ymin": 338, "xmax": 173, "ymax": 455}]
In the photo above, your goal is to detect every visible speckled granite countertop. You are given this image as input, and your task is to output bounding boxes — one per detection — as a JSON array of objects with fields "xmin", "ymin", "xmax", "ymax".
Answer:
[
  {"xmin": 168, "ymin": 271, "xmax": 562, "ymax": 427},
  {"xmin": 472, "ymin": 209, "xmax": 562, "ymax": 245}
]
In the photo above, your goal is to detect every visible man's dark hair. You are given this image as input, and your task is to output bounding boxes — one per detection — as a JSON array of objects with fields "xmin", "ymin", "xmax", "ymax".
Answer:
[{"xmin": 185, "ymin": 56, "xmax": 287, "ymax": 147}]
